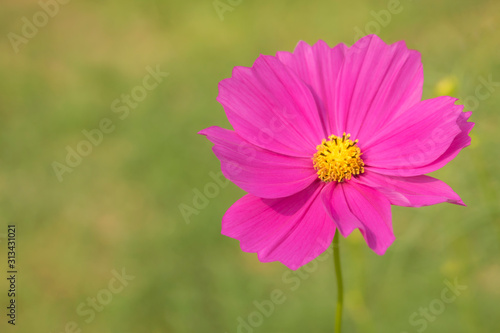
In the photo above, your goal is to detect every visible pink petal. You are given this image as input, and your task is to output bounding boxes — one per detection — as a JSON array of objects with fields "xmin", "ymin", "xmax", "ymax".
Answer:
[
  {"xmin": 200, "ymin": 126, "xmax": 317, "ymax": 198},
  {"xmin": 355, "ymin": 170, "xmax": 465, "ymax": 207},
  {"xmin": 222, "ymin": 183, "xmax": 335, "ymax": 270},
  {"xmin": 395, "ymin": 111, "xmax": 474, "ymax": 175},
  {"xmin": 334, "ymin": 34, "xmax": 423, "ymax": 141},
  {"xmin": 321, "ymin": 181, "xmax": 394, "ymax": 255},
  {"xmin": 362, "ymin": 96, "xmax": 465, "ymax": 176},
  {"xmin": 217, "ymin": 54, "xmax": 327, "ymax": 157},
  {"xmin": 276, "ymin": 40, "xmax": 347, "ymax": 133}
]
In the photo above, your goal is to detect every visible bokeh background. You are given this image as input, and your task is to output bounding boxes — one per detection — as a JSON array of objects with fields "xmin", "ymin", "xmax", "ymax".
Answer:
[{"xmin": 1, "ymin": 0, "xmax": 499, "ymax": 332}]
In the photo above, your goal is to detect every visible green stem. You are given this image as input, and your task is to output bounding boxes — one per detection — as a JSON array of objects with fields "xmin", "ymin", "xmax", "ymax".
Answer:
[{"xmin": 333, "ymin": 232, "xmax": 343, "ymax": 333}]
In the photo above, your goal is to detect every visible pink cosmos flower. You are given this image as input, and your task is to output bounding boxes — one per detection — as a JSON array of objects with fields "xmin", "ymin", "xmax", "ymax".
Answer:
[{"xmin": 200, "ymin": 35, "xmax": 473, "ymax": 270}]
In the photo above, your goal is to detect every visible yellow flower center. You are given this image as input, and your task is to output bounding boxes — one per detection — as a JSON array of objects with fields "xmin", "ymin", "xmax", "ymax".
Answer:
[{"xmin": 312, "ymin": 133, "xmax": 365, "ymax": 182}]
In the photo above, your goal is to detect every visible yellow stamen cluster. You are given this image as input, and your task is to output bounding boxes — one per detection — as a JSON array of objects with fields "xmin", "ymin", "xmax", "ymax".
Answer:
[{"xmin": 312, "ymin": 133, "xmax": 365, "ymax": 182}]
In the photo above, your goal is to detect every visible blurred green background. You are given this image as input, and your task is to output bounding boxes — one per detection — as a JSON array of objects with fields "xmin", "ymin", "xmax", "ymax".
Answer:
[{"xmin": 1, "ymin": 0, "xmax": 499, "ymax": 332}]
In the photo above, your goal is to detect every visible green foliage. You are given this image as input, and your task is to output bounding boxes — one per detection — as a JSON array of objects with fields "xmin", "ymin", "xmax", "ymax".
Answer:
[{"xmin": 0, "ymin": 0, "xmax": 499, "ymax": 332}]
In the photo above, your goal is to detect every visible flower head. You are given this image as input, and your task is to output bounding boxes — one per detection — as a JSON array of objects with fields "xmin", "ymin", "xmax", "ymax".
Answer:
[{"xmin": 200, "ymin": 35, "xmax": 474, "ymax": 270}]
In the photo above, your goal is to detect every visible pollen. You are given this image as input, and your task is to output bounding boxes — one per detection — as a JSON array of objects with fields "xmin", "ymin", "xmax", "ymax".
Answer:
[{"xmin": 312, "ymin": 133, "xmax": 365, "ymax": 183}]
